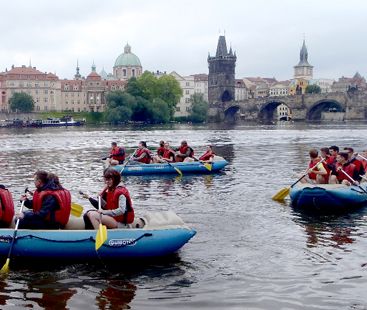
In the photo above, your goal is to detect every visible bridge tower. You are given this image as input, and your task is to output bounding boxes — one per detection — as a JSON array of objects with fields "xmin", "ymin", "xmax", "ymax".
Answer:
[{"xmin": 208, "ymin": 35, "xmax": 236, "ymax": 107}]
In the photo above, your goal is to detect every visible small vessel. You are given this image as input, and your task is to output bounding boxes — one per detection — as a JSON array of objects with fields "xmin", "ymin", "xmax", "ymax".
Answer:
[
  {"xmin": 113, "ymin": 157, "xmax": 228, "ymax": 176},
  {"xmin": 0, "ymin": 211, "xmax": 196, "ymax": 262},
  {"xmin": 289, "ymin": 183, "xmax": 367, "ymax": 213},
  {"xmin": 34, "ymin": 117, "xmax": 85, "ymax": 127}
]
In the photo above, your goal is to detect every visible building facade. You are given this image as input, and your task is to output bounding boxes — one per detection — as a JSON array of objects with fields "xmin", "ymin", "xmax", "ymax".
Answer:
[{"xmin": 170, "ymin": 71, "xmax": 195, "ymax": 117}]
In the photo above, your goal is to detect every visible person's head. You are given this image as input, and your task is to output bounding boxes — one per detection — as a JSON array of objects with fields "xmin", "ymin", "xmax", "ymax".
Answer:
[
  {"xmin": 164, "ymin": 142, "xmax": 170, "ymax": 149},
  {"xmin": 139, "ymin": 141, "xmax": 147, "ymax": 149},
  {"xmin": 34, "ymin": 170, "xmax": 49, "ymax": 189},
  {"xmin": 336, "ymin": 152, "xmax": 349, "ymax": 164},
  {"xmin": 181, "ymin": 140, "xmax": 187, "ymax": 146},
  {"xmin": 309, "ymin": 148, "xmax": 318, "ymax": 159},
  {"xmin": 320, "ymin": 147, "xmax": 330, "ymax": 158},
  {"xmin": 329, "ymin": 145, "xmax": 339, "ymax": 156},
  {"xmin": 159, "ymin": 140, "xmax": 164, "ymax": 147},
  {"xmin": 111, "ymin": 142, "xmax": 117, "ymax": 148},
  {"xmin": 206, "ymin": 145, "xmax": 213, "ymax": 151},
  {"xmin": 103, "ymin": 168, "xmax": 121, "ymax": 189},
  {"xmin": 343, "ymin": 147, "xmax": 354, "ymax": 159},
  {"xmin": 47, "ymin": 172, "xmax": 61, "ymax": 188}
]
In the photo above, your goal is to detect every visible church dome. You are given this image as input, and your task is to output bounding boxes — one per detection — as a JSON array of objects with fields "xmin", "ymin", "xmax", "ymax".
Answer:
[{"xmin": 114, "ymin": 44, "xmax": 142, "ymax": 67}]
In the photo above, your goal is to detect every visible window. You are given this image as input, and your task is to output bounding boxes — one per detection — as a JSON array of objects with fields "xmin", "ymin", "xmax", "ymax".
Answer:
[
  {"xmin": 176, "ymin": 107, "xmax": 181, "ymax": 112},
  {"xmin": 185, "ymin": 98, "xmax": 190, "ymax": 103},
  {"xmin": 123, "ymin": 69, "xmax": 127, "ymax": 77},
  {"xmin": 185, "ymin": 90, "xmax": 190, "ymax": 95},
  {"xmin": 132, "ymin": 69, "xmax": 135, "ymax": 77},
  {"xmin": 186, "ymin": 82, "xmax": 190, "ymax": 86},
  {"xmin": 185, "ymin": 107, "xmax": 191, "ymax": 112}
]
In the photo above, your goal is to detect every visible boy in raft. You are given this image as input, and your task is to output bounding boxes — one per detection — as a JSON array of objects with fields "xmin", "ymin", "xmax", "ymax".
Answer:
[
  {"xmin": 300, "ymin": 148, "xmax": 327, "ymax": 184},
  {"xmin": 329, "ymin": 152, "xmax": 358, "ymax": 186},
  {"xmin": 344, "ymin": 147, "xmax": 365, "ymax": 182},
  {"xmin": 175, "ymin": 140, "xmax": 195, "ymax": 162},
  {"xmin": 199, "ymin": 145, "xmax": 215, "ymax": 162},
  {"xmin": 83, "ymin": 168, "xmax": 134, "ymax": 229},
  {"xmin": 0, "ymin": 184, "xmax": 15, "ymax": 228},
  {"xmin": 131, "ymin": 141, "xmax": 152, "ymax": 164},
  {"xmin": 17, "ymin": 170, "xmax": 71, "ymax": 229},
  {"xmin": 104, "ymin": 142, "xmax": 126, "ymax": 167}
]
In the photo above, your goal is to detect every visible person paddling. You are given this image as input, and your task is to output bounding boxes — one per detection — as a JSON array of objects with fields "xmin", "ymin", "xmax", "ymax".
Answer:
[
  {"xmin": 17, "ymin": 171, "xmax": 71, "ymax": 229},
  {"xmin": 104, "ymin": 142, "xmax": 126, "ymax": 167},
  {"xmin": 300, "ymin": 149, "xmax": 327, "ymax": 184},
  {"xmin": 84, "ymin": 168, "xmax": 134, "ymax": 229},
  {"xmin": 344, "ymin": 147, "xmax": 365, "ymax": 182},
  {"xmin": 0, "ymin": 185, "xmax": 15, "ymax": 228},
  {"xmin": 154, "ymin": 142, "xmax": 176, "ymax": 163},
  {"xmin": 131, "ymin": 141, "xmax": 152, "ymax": 164},
  {"xmin": 329, "ymin": 152, "xmax": 358, "ymax": 185},
  {"xmin": 199, "ymin": 145, "xmax": 215, "ymax": 162},
  {"xmin": 175, "ymin": 140, "xmax": 194, "ymax": 162}
]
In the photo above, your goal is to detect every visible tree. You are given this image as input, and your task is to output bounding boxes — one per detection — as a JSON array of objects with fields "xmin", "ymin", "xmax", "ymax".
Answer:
[
  {"xmin": 189, "ymin": 93, "xmax": 209, "ymax": 123},
  {"xmin": 305, "ymin": 84, "xmax": 321, "ymax": 94},
  {"xmin": 9, "ymin": 92, "xmax": 34, "ymax": 112},
  {"xmin": 156, "ymin": 75, "xmax": 182, "ymax": 118},
  {"xmin": 105, "ymin": 91, "xmax": 136, "ymax": 124}
]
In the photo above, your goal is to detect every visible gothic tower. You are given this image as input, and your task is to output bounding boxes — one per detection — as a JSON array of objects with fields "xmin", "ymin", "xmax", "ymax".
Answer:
[
  {"xmin": 208, "ymin": 35, "xmax": 236, "ymax": 105},
  {"xmin": 293, "ymin": 39, "xmax": 313, "ymax": 80}
]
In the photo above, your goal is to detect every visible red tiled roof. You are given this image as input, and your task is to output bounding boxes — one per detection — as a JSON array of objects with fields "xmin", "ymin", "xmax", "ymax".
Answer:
[{"xmin": 86, "ymin": 71, "xmax": 102, "ymax": 81}]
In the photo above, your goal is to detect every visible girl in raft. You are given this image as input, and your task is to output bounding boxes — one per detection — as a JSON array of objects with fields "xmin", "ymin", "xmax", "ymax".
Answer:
[{"xmin": 83, "ymin": 168, "xmax": 134, "ymax": 229}]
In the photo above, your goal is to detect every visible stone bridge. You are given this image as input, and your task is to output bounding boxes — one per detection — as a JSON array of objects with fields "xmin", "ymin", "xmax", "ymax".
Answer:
[{"xmin": 213, "ymin": 91, "xmax": 367, "ymax": 122}]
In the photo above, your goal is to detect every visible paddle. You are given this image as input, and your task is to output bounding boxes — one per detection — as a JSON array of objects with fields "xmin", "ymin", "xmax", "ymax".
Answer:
[
  {"xmin": 339, "ymin": 169, "xmax": 367, "ymax": 194},
  {"xmin": 119, "ymin": 150, "xmax": 137, "ymax": 174},
  {"xmin": 161, "ymin": 158, "xmax": 183, "ymax": 176},
  {"xmin": 193, "ymin": 156, "xmax": 212, "ymax": 171},
  {"xmin": 0, "ymin": 199, "xmax": 25, "ymax": 274},
  {"xmin": 95, "ymin": 195, "xmax": 107, "ymax": 251},
  {"xmin": 272, "ymin": 158, "xmax": 326, "ymax": 201},
  {"xmin": 357, "ymin": 153, "xmax": 367, "ymax": 162}
]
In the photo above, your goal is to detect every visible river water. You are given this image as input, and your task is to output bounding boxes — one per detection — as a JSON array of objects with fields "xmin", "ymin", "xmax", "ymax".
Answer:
[{"xmin": 0, "ymin": 122, "xmax": 367, "ymax": 309}]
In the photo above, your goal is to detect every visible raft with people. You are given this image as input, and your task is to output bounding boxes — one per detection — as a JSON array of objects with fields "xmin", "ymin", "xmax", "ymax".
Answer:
[
  {"xmin": 289, "ymin": 183, "xmax": 367, "ymax": 213},
  {"xmin": 0, "ymin": 210, "xmax": 196, "ymax": 261},
  {"xmin": 105, "ymin": 140, "xmax": 229, "ymax": 176},
  {"xmin": 273, "ymin": 146, "xmax": 367, "ymax": 213},
  {"xmin": 113, "ymin": 156, "xmax": 229, "ymax": 176}
]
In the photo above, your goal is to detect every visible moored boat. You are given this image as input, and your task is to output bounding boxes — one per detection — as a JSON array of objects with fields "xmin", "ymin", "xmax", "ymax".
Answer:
[
  {"xmin": 113, "ymin": 156, "xmax": 228, "ymax": 176},
  {"xmin": 289, "ymin": 183, "xmax": 367, "ymax": 213},
  {"xmin": 0, "ymin": 210, "xmax": 196, "ymax": 261}
]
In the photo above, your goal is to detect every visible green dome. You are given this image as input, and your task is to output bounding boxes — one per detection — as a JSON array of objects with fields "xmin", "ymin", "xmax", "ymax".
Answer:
[{"xmin": 114, "ymin": 44, "xmax": 142, "ymax": 67}]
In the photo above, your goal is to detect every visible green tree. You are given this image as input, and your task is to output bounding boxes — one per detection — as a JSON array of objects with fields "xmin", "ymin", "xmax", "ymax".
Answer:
[
  {"xmin": 105, "ymin": 91, "xmax": 136, "ymax": 124},
  {"xmin": 305, "ymin": 84, "xmax": 321, "ymax": 94},
  {"xmin": 189, "ymin": 93, "xmax": 209, "ymax": 123},
  {"xmin": 9, "ymin": 92, "xmax": 35, "ymax": 112},
  {"xmin": 156, "ymin": 75, "xmax": 182, "ymax": 118}
]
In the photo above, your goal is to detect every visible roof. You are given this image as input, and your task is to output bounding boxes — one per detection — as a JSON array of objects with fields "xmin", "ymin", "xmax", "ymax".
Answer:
[
  {"xmin": 86, "ymin": 71, "xmax": 102, "ymax": 81},
  {"xmin": 193, "ymin": 73, "xmax": 208, "ymax": 81},
  {"xmin": 3, "ymin": 65, "xmax": 59, "ymax": 80},
  {"xmin": 114, "ymin": 44, "xmax": 142, "ymax": 67}
]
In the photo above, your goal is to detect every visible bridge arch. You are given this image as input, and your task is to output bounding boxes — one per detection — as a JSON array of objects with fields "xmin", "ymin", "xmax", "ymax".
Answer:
[
  {"xmin": 224, "ymin": 105, "xmax": 240, "ymax": 121},
  {"xmin": 306, "ymin": 99, "xmax": 345, "ymax": 121},
  {"xmin": 258, "ymin": 100, "xmax": 292, "ymax": 122}
]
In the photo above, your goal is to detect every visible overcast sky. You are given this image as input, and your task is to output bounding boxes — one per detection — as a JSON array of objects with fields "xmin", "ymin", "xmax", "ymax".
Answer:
[{"xmin": 0, "ymin": 0, "xmax": 365, "ymax": 81}]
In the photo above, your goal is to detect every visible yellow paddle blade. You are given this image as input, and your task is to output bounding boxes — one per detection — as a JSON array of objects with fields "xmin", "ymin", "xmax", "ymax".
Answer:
[
  {"xmin": 174, "ymin": 167, "xmax": 183, "ymax": 177},
  {"xmin": 0, "ymin": 258, "xmax": 10, "ymax": 274},
  {"xmin": 203, "ymin": 163, "xmax": 212, "ymax": 171},
  {"xmin": 272, "ymin": 187, "xmax": 290, "ymax": 201},
  {"xmin": 95, "ymin": 223, "xmax": 107, "ymax": 251},
  {"xmin": 71, "ymin": 202, "xmax": 83, "ymax": 217}
]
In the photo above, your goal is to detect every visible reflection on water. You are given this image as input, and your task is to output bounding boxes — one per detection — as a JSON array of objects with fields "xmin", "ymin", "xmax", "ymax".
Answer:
[{"xmin": 1, "ymin": 123, "xmax": 367, "ymax": 308}]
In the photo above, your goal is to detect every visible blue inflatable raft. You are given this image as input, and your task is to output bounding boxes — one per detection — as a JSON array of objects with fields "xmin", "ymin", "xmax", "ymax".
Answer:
[
  {"xmin": 113, "ymin": 158, "xmax": 228, "ymax": 176},
  {"xmin": 289, "ymin": 184, "xmax": 367, "ymax": 213},
  {"xmin": 0, "ymin": 211, "xmax": 196, "ymax": 261}
]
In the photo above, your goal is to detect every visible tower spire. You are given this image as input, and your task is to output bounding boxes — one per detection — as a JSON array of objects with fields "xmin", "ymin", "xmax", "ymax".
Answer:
[{"xmin": 74, "ymin": 59, "xmax": 81, "ymax": 80}]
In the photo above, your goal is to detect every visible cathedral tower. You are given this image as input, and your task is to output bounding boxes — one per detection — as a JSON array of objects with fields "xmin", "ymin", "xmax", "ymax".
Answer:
[{"xmin": 294, "ymin": 39, "xmax": 313, "ymax": 80}]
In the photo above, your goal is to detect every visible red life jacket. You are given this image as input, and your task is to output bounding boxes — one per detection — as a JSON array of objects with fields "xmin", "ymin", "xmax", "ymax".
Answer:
[
  {"xmin": 0, "ymin": 188, "xmax": 15, "ymax": 226},
  {"xmin": 351, "ymin": 158, "xmax": 363, "ymax": 174},
  {"xmin": 135, "ymin": 148, "xmax": 151, "ymax": 164},
  {"xmin": 32, "ymin": 189, "xmax": 71, "ymax": 226},
  {"xmin": 110, "ymin": 147, "xmax": 125, "ymax": 162},
  {"xmin": 162, "ymin": 149, "xmax": 175, "ymax": 161},
  {"xmin": 157, "ymin": 147, "xmax": 165, "ymax": 157},
  {"xmin": 176, "ymin": 145, "xmax": 194, "ymax": 162},
  {"xmin": 308, "ymin": 158, "xmax": 322, "ymax": 180},
  {"xmin": 100, "ymin": 186, "xmax": 134, "ymax": 224},
  {"xmin": 335, "ymin": 162, "xmax": 356, "ymax": 182},
  {"xmin": 199, "ymin": 150, "xmax": 215, "ymax": 161}
]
